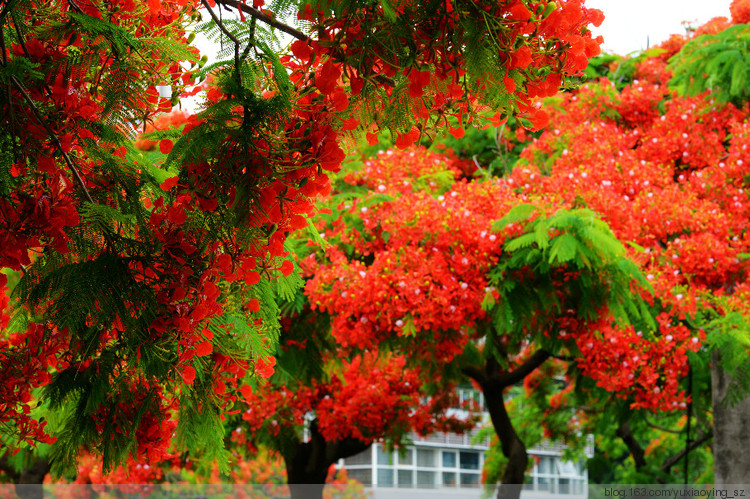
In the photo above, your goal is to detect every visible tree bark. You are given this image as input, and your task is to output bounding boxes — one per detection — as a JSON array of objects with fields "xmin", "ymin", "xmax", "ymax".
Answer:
[
  {"xmin": 283, "ymin": 420, "xmax": 369, "ymax": 499},
  {"xmin": 616, "ymin": 421, "xmax": 647, "ymax": 472},
  {"xmin": 484, "ymin": 383, "xmax": 528, "ymax": 499},
  {"xmin": 0, "ymin": 455, "xmax": 50, "ymax": 499},
  {"xmin": 463, "ymin": 350, "xmax": 551, "ymax": 499},
  {"xmin": 712, "ymin": 350, "xmax": 750, "ymax": 485}
]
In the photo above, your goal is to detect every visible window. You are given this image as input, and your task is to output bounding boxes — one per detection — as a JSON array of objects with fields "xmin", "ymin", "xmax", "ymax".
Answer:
[
  {"xmin": 398, "ymin": 469, "xmax": 413, "ymax": 487},
  {"xmin": 417, "ymin": 448, "xmax": 436, "ymax": 467},
  {"xmin": 439, "ymin": 449, "xmax": 481, "ymax": 488},
  {"xmin": 527, "ymin": 454, "xmax": 587, "ymax": 495},
  {"xmin": 377, "ymin": 446, "xmax": 392, "ymax": 466},
  {"xmin": 377, "ymin": 468, "xmax": 394, "ymax": 486},
  {"xmin": 460, "ymin": 451, "xmax": 480, "ymax": 470},
  {"xmin": 398, "ymin": 448, "xmax": 414, "ymax": 466},
  {"xmin": 339, "ymin": 444, "xmax": 587, "ymax": 494},
  {"xmin": 344, "ymin": 451, "xmax": 371, "ymax": 466},
  {"xmin": 346, "ymin": 468, "xmax": 372, "ymax": 485},
  {"xmin": 349, "ymin": 444, "xmax": 484, "ymax": 489},
  {"xmin": 442, "ymin": 451, "xmax": 456, "ymax": 468},
  {"xmin": 417, "ymin": 470, "xmax": 437, "ymax": 488}
]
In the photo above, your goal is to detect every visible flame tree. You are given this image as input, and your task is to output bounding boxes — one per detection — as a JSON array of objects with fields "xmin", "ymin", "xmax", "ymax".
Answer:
[
  {"xmin": 0, "ymin": 0, "xmax": 605, "ymax": 485},
  {"xmin": 302, "ymin": 146, "xmax": 702, "ymax": 498}
]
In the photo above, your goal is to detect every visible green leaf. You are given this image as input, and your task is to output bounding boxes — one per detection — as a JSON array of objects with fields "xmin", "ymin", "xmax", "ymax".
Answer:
[
  {"xmin": 402, "ymin": 314, "xmax": 417, "ymax": 337},
  {"xmin": 548, "ymin": 233, "xmax": 579, "ymax": 264},
  {"xmin": 493, "ymin": 203, "xmax": 538, "ymax": 230},
  {"xmin": 379, "ymin": 0, "xmax": 398, "ymax": 21},
  {"xmin": 731, "ymin": 62, "xmax": 747, "ymax": 97}
]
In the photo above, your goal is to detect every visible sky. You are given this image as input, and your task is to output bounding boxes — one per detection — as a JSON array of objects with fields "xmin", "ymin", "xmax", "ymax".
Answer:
[{"xmin": 587, "ymin": 0, "xmax": 733, "ymax": 55}]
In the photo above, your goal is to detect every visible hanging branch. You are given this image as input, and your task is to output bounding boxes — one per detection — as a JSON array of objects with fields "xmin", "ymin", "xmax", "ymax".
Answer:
[
  {"xmin": 202, "ymin": 0, "xmax": 242, "ymax": 90},
  {"xmin": 215, "ymin": 0, "xmax": 308, "ymax": 41},
  {"xmin": 4, "ymin": 73, "xmax": 95, "ymax": 204},
  {"xmin": 643, "ymin": 415, "xmax": 684, "ymax": 434},
  {"xmin": 215, "ymin": 0, "xmax": 396, "ymax": 88},
  {"xmin": 11, "ymin": 10, "xmax": 55, "ymax": 98},
  {"xmin": 660, "ymin": 430, "xmax": 713, "ymax": 476}
]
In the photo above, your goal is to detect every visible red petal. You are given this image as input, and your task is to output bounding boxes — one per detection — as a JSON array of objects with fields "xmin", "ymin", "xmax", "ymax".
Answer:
[
  {"xmin": 159, "ymin": 139, "xmax": 173, "ymax": 154},
  {"xmin": 196, "ymin": 340, "xmax": 213, "ymax": 357},
  {"xmin": 160, "ymin": 176, "xmax": 179, "ymax": 190},
  {"xmin": 181, "ymin": 366, "xmax": 196, "ymax": 385}
]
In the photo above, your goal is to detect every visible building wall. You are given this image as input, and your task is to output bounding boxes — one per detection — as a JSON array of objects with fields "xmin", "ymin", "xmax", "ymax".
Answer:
[{"xmin": 341, "ymin": 432, "xmax": 592, "ymax": 499}]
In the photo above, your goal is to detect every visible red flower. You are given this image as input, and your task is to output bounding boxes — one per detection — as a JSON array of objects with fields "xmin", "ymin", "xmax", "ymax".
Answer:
[{"xmin": 255, "ymin": 356, "xmax": 276, "ymax": 378}]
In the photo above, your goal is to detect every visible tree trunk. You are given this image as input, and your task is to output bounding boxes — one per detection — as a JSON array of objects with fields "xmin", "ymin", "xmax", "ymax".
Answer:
[
  {"xmin": 712, "ymin": 350, "xmax": 750, "ymax": 485},
  {"xmin": 462, "ymin": 350, "xmax": 550, "ymax": 499},
  {"xmin": 616, "ymin": 421, "xmax": 647, "ymax": 472},
  {"xmin": 283, "ymin": 420, "xmax": 369, "ymax": 499},
  {"xmin": 482, "ymin": 380, "xmax": 528, "ymax": 499},
  {"xmin": 284, "ymin": 442, "xmax": 329, "ymax": 499},
  {"xmin": 0, "ymin": 456, "xmax": 50, "ymax": 499}
]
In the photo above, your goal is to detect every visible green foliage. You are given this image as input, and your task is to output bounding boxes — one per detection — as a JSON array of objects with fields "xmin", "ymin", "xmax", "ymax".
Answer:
[
  {"xmin": 587, "ymin": 406, "xmax": 713, "ymax": 484},
  {"xmin": 669, "ymin": 24, "xmax": 750, "ymax": 105},
  {"xmin": 585, "ymin": 48, "xmax": 666, "ymax": 90},
  {"xmin": 487, "ymin": 206, "xmax": 654, "ymax": 352},
  {"xmin": 430, "ymin": 115, "xmax": 536, "ymax": 176},
  {"xmin": 175, "ymin": 390, "xmax": 231, "ymax": 474}
]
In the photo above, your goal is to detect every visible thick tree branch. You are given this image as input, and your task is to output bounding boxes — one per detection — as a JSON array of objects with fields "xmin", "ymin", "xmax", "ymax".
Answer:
[
  {"xmin": 461, "ymin": 365, "xmax": 488, "ymax": 385},
  {"xmin": 327, "ymin": 436, "xmax": 369, "ymax": 465},
  {"xmin": 660, "ymin": 430, "xmax": 713, "ymax": 475},
  {"xmin": 616, "ymin": 421, "xmax": 647, "ymax": 471},
  {"xmin": 494, "ymin": 349, "xmax": 551, "ymax": 389},
  {"xmin": 215, "ymin": 0, "xmax": 308, "ymax": 41}
]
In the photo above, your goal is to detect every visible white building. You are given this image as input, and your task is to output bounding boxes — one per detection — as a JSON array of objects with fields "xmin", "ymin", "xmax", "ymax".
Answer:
[{"xmin": 340, "ymin": 389, "xmax": 592, "ymax": 498}]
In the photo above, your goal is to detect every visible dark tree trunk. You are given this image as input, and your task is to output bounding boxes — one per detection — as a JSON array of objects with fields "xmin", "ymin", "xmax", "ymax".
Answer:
[
  {"xmin": 283, "ymin": 420, "xmax": 369, "ymax": 499},
  {"xmin": 483, "ymin": 382, "xmax": 528, "ymax": 499},
  {"xmin": 712, "ymin": 350, "xmax": 750, "ymax": 485},
  {"xmin": 463, "ymin": 349, "xmax": 551, "ymax": 499},
  {"xmin": 0, "ymin": 456, "xmax": 50, "ymax": 499},
  {"xmin": 616, "ymin": 421, "xmax": 647, "ymax": 472}
]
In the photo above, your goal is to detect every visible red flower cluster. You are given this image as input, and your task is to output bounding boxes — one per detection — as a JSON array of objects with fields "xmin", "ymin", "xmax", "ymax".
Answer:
[
  {"xmin": 239, "ymin": 350, "xmax": 472, "ymax": 444},
  {"xmin": 0, "ymin": 323, "xmax": 67, "ymax": 449},
  {"xmin": 305, "ymin": 150, "xmax": 515, "ymax": 360},
  {"xmin": 289, "ymin": 0, "xmax": 603, "ymax": 141},
  {"xmin": 502, "ymin": 22, "xmax": 750, "ymax": 407}
]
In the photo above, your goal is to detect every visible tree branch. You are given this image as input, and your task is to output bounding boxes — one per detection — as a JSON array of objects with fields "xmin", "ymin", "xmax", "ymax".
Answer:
[
  {"xmin": 616, "ymin": 421, "xmax": 647, "ymax": 471},
  {"xmin": 10, "ymin": 10, "xmax": 55, "ymax": 99},
  {"xmin": 202, "ymin": 0, "xmax": 241, "ymax": 46},
  {"xmin": 327, "ymin": 436, "xmax": 370, "ymax": 464},
  {"xmin": 213, "ymin": 0, "xmax": 396, "ymax": 88},
  {"xmin": 215, "ymin": 0, "xmax": 308, "ymax": 41},
  {"xmin": 6, "ymin": 74, "xmax": 94, "ymax": 204},
  {"xmin": 643, "ymin": 415, "xmax": 684, "ymax": 435},
  {"xmin": 202, "ymin": 0, "xmax": 242, "ymax": 89},
  {"xmin": 550, "ymin": 352, "xmax": 576, "ymax": 362},
  {"xmin": 494, "ymin": 349, "xmax": 551, "ymax": 389},
  {"xmin": 660, "ymin": 430, "xmax": 713, "ymax": 475},
  {"xmin": 461, "ymin": 364, "xmax": 488, "ymax": 385}
]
